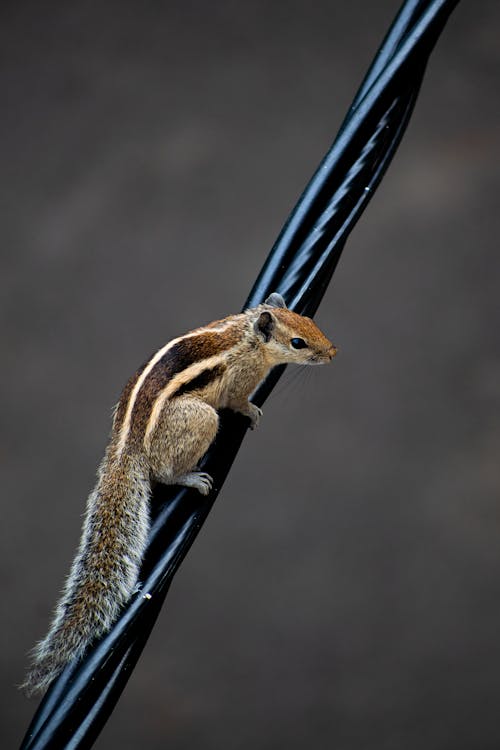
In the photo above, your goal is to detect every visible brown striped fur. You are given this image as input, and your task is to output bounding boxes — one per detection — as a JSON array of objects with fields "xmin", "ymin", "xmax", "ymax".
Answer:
[{"xmin": 22, "ymin": 294, "xmax": 336, "ymax": 696}]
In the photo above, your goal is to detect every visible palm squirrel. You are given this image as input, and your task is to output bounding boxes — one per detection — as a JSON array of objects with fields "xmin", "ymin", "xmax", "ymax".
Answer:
[{"xmin": 23, "ymin": 293, "xmax": 336, "ymax": 696}]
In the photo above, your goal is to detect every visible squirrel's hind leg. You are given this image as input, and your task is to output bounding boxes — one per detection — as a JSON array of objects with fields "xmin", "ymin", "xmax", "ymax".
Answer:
[
  {"xmin": 145, "ymin": 396, "xmax": 219, "ymax": 494},
  {"xmin": 174, "ymin": 471, "xmax": 213, "ymax": 495}
]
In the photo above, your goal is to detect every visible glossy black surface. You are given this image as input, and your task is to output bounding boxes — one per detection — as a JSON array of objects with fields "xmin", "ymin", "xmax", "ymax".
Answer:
[{"xmin": 20, "ymin": 1, "xmax": 459, "ymax": 747}]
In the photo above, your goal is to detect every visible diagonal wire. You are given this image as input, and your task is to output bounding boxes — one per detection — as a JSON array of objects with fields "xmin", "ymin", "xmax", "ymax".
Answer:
[{"xmin": 20, "ymin": 1, "xmax": 460, "ymax": 747}]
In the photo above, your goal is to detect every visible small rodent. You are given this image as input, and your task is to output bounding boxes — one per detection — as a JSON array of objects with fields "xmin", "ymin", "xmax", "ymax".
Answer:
[{"xmin": 22, "ymin": 293, "xmax": 336, "ymax": 696}]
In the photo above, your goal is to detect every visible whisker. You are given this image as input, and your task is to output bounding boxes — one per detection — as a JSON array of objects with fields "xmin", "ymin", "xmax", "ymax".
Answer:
[{"xmin": 273, "ymin": 364, "xmax": 312, "ymax": 402}]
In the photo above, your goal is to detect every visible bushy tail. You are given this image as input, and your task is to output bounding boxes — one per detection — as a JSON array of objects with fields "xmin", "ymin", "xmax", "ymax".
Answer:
[{"xmin": 22, "ymin": 452, "xmax": 151, "ymax": 697}]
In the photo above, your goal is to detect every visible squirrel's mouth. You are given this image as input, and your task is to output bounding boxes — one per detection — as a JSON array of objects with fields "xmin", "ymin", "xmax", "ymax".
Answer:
[{"xmin": 308, "ymin": 346, "xmax": 337, "ymax": 364}]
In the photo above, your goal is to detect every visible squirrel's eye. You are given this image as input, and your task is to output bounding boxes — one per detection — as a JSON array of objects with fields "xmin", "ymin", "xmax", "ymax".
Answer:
[{"xmin": 291, "ymin": 337, "xmax": 307, "ymax": 350}]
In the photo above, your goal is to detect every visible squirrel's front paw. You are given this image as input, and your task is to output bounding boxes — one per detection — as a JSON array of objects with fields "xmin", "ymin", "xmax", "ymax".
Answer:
[{"xmin": 247, "ymin": 403, "xmax": 263, "ymax": 430}]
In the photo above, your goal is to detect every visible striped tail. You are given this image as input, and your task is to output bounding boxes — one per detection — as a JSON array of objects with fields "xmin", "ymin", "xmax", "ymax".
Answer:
[{"xmin": 22, "ymin": 452, "xmax": 151, "ymax": 697}]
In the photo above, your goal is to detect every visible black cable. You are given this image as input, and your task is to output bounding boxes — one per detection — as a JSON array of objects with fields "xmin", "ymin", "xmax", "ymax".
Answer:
[{"xmin": 20, "ymin": 1, "xmax": 460, "ymax": 747}]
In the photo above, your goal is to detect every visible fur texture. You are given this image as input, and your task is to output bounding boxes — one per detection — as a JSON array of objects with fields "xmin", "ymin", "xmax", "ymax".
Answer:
[
  {"xmin": 22, "ymin": 450, "xmax": 151, "ymax": 696},
  {"xmin": 23, "ymin": 294, "xmax": 336, "ymax": 696}
]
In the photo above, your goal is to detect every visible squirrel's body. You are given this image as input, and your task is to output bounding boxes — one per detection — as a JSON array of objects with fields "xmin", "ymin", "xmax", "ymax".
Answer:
[{"xmin": 23, "ymin": 294, "xmax": 336, "ymax": 696}]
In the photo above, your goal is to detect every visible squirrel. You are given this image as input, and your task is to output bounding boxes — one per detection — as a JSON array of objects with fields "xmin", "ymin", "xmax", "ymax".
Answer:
[{"xmin": 22, "ymin": 293, "xmax": 336, "ymax": 696}]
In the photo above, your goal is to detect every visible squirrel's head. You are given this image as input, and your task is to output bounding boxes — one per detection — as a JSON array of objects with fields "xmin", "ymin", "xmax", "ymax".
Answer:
[{"xmin": 251, "ymin": 293, "xmax": 337, "ymax": 366}]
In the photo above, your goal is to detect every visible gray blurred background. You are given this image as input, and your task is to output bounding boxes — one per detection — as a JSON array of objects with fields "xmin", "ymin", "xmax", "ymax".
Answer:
[{"xmin": 2, "ymin": 1, "xmax": 500, "ymax": 748}]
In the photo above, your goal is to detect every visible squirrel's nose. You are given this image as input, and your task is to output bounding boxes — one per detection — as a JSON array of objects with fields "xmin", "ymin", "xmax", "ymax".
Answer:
[{"xmin": 328, "ymin": 344, "xmax": 338, "ymax": 360}]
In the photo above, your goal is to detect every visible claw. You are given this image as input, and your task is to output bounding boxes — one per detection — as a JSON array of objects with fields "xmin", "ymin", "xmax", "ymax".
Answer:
[
  {"xmin": 176, "ymin": 471, "xmax": 214, "ymax": 496},
  {"xmin": 247, "ymin": 403, "xmax": 263, "ymax": 430}
]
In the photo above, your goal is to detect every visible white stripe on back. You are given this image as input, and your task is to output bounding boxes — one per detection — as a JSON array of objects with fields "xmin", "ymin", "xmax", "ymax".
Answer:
[{"xmin": 115, "ymin": 322, "xmax": 232, "ymax": 456}]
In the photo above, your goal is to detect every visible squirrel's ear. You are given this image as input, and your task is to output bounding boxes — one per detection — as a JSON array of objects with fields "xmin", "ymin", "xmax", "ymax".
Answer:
[
  {"xmin": 254, "ymin": 311, "xmax": 274, "ymax": 342},
  {"xmin": 265, "ymin": 292, "xmax": 287, "ymax": 309}
]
